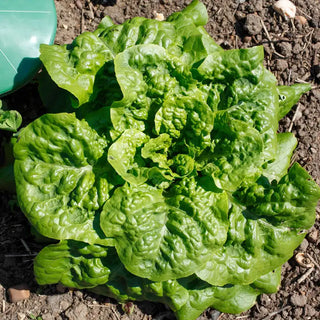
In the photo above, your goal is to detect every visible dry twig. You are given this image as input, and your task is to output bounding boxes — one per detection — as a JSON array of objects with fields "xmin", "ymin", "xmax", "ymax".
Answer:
[
  {"xmin": 110, "ymin": 307, "xmax": 121, "ymax": 320},
  {"xmin": 297, "ymin": 267, "xmax": 315, "ymax": 284},
  {"xmin": 259, "ymin": 17, "xmax": 285, "ymax": 58},
  {"xmin": 296, "ymin": 7, "xmax": 312, "ymax": 20},
  {"xmin": 80, "ymin": 8, "xmax": 84, "ymax": 33},
  {"xmin": 306, "ymin": 253, "xmax": 320, "ymax": 269},
  {"xmin": 261, "ymin": 305, "xmax": 291, "ymax": 320},
  {"xmin": 4, "ymin": 253, "xmax": 37, "ymax": 258},
  {"xmin": 20, "ymin": 238, "xmax": 31, "ymax": 254},
  {"xmin": 288, "ymin": 103, "xmax": 301, "ymax": 132}
]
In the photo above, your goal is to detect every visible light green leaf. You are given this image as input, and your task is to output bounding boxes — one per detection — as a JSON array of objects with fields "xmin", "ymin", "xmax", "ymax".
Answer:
[
  {"xmin": 198, "ymin": 112, "xmax": 264, "ymax": 191},
  {"xmin": 277, "ymin": 83, "xmax": 311, "ymax": 119},
  {"xmin": 100, "ymin": 179, "xmax": 229, "ymax": 281},
  {"xmin": 40, "ymin": 32, "xmax": 114, "ymax": 107},
  {"xmin": 263, "ymin": 133, "xmax": 297, "ymax": 182},
  {"xmin": 34, "ymin": 240, "xmax": 112, "ymax": 288},
  {"xmin": 34, "ymin": 239, "xmax": 281, "ymax": 320},
  {"xmin": 107, "ymin": 129, "xmax": 149, "ymax": 185},
  {"xmin": 195, "ymin": 45, "xmax": 264, "ymax": 83},
  {"xmin": 197, "ymin": 163, "xmax": 320, "ymax": 286},
  {"xmin": 14, "ymin": 113, "xmax": 115, "ymax": 246}
]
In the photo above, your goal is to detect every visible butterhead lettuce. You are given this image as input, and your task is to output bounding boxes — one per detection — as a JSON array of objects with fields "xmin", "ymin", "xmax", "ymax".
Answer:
[{"xmin": 13, "ymin": 1, "xmax": 320, "ymax": 319}]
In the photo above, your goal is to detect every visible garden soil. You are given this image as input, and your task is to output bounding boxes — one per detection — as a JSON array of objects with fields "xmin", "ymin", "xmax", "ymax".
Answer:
[{"xmin": 1, "ymin": 0, "xmax": 320, "ymax": 319}]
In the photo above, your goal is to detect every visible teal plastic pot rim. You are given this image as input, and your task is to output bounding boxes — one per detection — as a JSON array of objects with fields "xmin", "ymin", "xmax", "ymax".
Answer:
[{"xmin": 0, "ymin": 0, "xmax": 57, "ymax": 96}]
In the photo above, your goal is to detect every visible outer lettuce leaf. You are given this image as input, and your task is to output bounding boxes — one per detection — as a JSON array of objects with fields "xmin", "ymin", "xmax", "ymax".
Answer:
[
  {"xmin": 14, "ymin": 113, "xmax": 115, "ymax": 246},
  {"xmin": 40, "ymin": 0, "xmax": 222, "ymax": 111},
  {"xmin": 100, "ymin": 179, "xmax": 229, "ymax": 281},
  {"xmin": 34, "ymin": 239, "xmax": 281, "ymax": 320},
  {"xmin": 34, "ymin": 240, "xmax": 112, "ymax": 288},
  {"xmin": 40, "ymin": 32, "xmax": 114, "ymax": 107},
  {"xmin": 167, "ymin": 0, "xmax": 208, "ymax": 27},
  {"xmin": 196, "ymin": 163, "xmax": 320, "ymax": 286},
  {"xmin": 194, "ymin": 46, "xmax": 264, "ymax": 83},
  {"xmin": 277, "ymin": 83, "xmax": 311, "ymax": 119}
]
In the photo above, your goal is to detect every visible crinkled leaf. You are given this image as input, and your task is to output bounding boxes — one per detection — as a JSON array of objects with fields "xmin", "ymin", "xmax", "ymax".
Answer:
[
  {"xmin": 34, "ymin": 240, "xmax": 111, "ymax": 288},
  {"xmin": 263, "ymin": 133, "xmax": 297, "ymax": 182},
  {"xmin": 40, "ymin": 32, "xmax": 114, "ymax": 107},
  {"xmin": 197, "ymin": 163, "xmax": 320, "ymax": 286},
  {"xmin": 198, "ymin": 112, "xmax": 264, "ymax": 191},
  {"xmin": 251, "ymin": 266, "xmax": 281, "ymax": 294},
  {"xmin": 107, "ymin": 129, "xmax": 149, "ymax": 185},
  {"xmin": 100, "ymin": 179, "xmax": 229, "ymax": 281},
  {"xmin": 141, "ymin": 134, "xmax": 172, "ymax": 169},
  {"xmin": 34, "ymin": 239, "xmax": 280, "ymax": 320},
  {"xmin": 14, "ymin": 113, "xmax": 115, "ymax": 246},
  {"xmin": 194, "ymin": 45, "xmax": 264, "ymax": 83},
  {"xmin": 217, "ymin": 68, "xmax": 278, "ymax": 163}
]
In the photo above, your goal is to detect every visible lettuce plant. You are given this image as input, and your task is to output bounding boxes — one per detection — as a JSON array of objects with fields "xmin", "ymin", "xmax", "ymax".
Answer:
[{"xmin": 13, "ymin": 1, "xmax": 320, "ymax": 319}]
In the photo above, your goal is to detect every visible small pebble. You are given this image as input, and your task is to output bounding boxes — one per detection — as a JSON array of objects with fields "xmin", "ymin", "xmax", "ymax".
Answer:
[
  {"xmin": 76, "ymin": 0, "xmax": 83, "ymax": 10},
  {"xmin": 290, "ymin": 293, "xmax": 308, "ymax": 307},
  {"xmin": 244, "ymin": 14, "xmax": 262, "ymax": 36},
  {"xmin": 295, "ymin": 15, "xmax": 307, "ymax": 25},
  {"xmin": 7, "ymin": 284, "xmax": 30, "ymax": 303},
  {"xmin": 153, "ymin": 11, "xmax": 165, "ymax": 21},
  {"xmin": 273, "ymin": 0, "xmax": 296, "ymax": 19},
  {"xmin": 299, "ymin": 238, "xmax": 309, "ymax": 252},
  {"xmin": 307, "ymin": 228, "xmax": 319, "ymax": 243},
  {"xmin": 65, "ymin": 302, "xmax": 88, "ymax": 320},
  {"xmin": 304, "ymin": 304, "xmax": 317, "ymax": 317},
  {"xmin": 73, "ymin": 290, "xmax": 83, "ymax": 299},
  {"xmin": 41, "ymin": 314, "xmax": 55, "ymax": 320}
]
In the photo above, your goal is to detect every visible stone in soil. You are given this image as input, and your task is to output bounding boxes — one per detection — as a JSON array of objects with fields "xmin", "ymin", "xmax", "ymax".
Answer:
[
  {"xmin": 7, "ymin": 284, "xmax": 30, "ymax": 303},
  {"xmin": 243, "ymin": 14, "xmax": 262, "ymax": 35},
  {"xmin": 65, "ymin": 302, "xmax": 89, "ymax": 320},
  {"xmin": 307, "ymin": 227, "xmax": 319, "ymax": 243},
  {"xmin": 47, "ymin": 293, "xmax": 73, "ymax": 314},
  {"xmin": 276, "ymin": 42, "xmax": 293, "ymax": 57},
  {"xmin": 304, "ymin": 304, "xmax": 317, "ymax": 317},
  {"xmin": 299, "ymin": 238, "xmax": 309, "ymax": 251},
  {"xmin": 290, "ymin": 293, "xmax": 308, "ymax": 307}
]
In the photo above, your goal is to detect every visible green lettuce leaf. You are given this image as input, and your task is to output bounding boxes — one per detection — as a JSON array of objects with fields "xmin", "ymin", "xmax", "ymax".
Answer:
[
  {"xmin": 263, "ymin": 133, "xmax": 297, "ymax": 182},
  {"xmin": 100, "ymin": 178, "xmax": 229, "ymax": 281},
  {"xmin": 14, "ymin": 113, "xmax": 115, "ymax": 246},
  {"xmin": 40, "ymin": 32, "xmax": 114, "ymax": 107},
  {"xmin": 196, "ymin": 163, "xmax": 320, "ymax": 286},
  {"xmin": 34, "ymin": 239, "xmax": 281, "ymax": 320},
  {"xmin": 277, "ymin": 83, "xmax": 311, "ymax": 119}
]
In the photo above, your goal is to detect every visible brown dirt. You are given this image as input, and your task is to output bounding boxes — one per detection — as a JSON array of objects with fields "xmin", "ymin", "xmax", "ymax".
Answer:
[{"xmin": 1, "ymin": 0, "xmax": 320, "ymax": 319}]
